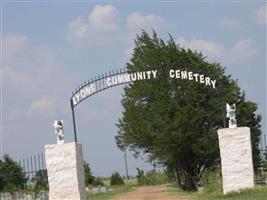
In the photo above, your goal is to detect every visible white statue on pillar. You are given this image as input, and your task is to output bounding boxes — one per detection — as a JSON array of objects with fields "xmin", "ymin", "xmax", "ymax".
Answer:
[
  {"xmin": 53, "ymin": 120, "xmax": 64, "ymax": 144},
  {"xmin": 226, "ymin": 103, "xmax": 237, "ymax": 128}
]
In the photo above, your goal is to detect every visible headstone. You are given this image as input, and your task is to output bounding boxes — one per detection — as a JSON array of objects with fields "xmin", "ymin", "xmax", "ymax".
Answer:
[
  {"xmin": 45, "ymin": 142, "xmax": 86, "ymax": 200},
  {"xmin": 218, "ymin": 127, "xmax": 254, "ymax": 194}
]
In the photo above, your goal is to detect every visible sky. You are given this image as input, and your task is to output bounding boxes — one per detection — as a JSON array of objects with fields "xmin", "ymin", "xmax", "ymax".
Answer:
[{"xmin": 1, "ymin": 1, "xmax": 266, "ymax": 177}]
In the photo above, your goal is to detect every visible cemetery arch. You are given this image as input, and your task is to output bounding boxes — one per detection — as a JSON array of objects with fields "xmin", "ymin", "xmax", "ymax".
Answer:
[{"xmin": 70, "ymin": 68, "xmax": 218, "ymax": 142}]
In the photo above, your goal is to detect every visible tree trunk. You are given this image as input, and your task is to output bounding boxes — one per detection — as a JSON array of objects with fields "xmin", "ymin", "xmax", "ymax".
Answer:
[
  {"xmin": 124, "ymin": 150, "xmax": 129, "ymax": 179},
  {"xmin": 183, "ymin": 171, "xmax": 197, "ymax": 191},
  {"xmin": 175, "ymin": 167, "xmax": 182, "ymax": 187}
]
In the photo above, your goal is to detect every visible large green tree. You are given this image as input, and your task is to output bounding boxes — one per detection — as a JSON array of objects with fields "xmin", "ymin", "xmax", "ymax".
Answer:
[{"xmin": 116, "ymin": 31, "xmax": 262, "ymax": 191}]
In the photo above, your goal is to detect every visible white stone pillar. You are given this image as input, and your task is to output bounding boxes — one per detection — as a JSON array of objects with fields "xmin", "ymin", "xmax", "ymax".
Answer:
[
  {"xmin": 218, "ymin": 127, "xmax": 254, "ymax": 194},
  {"xmin": 45, "ymin": 142, "xmax": 86, "ymax": 200}
]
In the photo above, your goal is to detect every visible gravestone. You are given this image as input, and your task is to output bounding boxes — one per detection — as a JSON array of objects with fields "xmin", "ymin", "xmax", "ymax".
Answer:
[{"xmin": 45, "ymin": 142, "xmax": 86, "ymax": 200}]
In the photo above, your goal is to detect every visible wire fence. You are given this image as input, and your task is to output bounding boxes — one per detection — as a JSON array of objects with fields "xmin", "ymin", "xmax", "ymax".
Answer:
[
  {"xmin": 18, "ymin": 153, "xmax": 47, "ymax": 182},
  {"xmin": 254, "ymin": 133, "xmax": 267, "ymax": 185},
  {"xmin": 260, "ymin": 134, "xmax": 267, "ymax": 159}
]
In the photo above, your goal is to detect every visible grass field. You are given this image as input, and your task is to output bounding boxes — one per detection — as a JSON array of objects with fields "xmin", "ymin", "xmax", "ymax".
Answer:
[
  {"xmin": 87, "ymin": 179, "xmax": 267, "ymax": 200},
  {"xmin": 168, "ymin": 184, "xmax": 267, "ymax": 200},
  {"xmin": 166, "ymin": 185, "xmax": 196, "ymax": 199},
  {"xmin": 197, "ymin": 185, "xmax": 267, "ymax": 200}
]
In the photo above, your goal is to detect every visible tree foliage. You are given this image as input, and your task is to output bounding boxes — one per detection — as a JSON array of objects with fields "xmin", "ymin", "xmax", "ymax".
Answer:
[
  {"xmin": 136, "ymin": 168, "xmax": 169, "ymax": 185},
  {"xmin": 32, "ymin": 170, "xmax": 48, "ymax": 192},
  {"xmin": 84, "ymin": 161, "xmax": 104, "ymax": 187},
  {"xmin": 84, "ymin": 161, "xmax": 95, "ymax": 186},
  {"xmin": 0, "ymin": 154, "xmax": 28, "ymax": 192},
  {"xmin": 110, "ymin": 171, "xmax": 124, "ymax": 186},
  {"xmin": 116, "ymin": 31, "xmax": 262, "ymax": 191},
  {"xmin": 93, "ymin": 177, "xmax": 104, "ymax": 187}
]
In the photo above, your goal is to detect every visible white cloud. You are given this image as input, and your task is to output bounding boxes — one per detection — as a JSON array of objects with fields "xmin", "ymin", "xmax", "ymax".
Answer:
[
  {"xmin": 67, "ymin": 5, "xmax": 168, "ymax": 52},
  {"xmin": 89, "ymin": 4, "xmax": 119, "ymax": 32},
  {"xmin": 3, "ymin": 35, "xmax": 28, "ymax": 63},
  {"xmin": 3, "ymin": 68, "xmax": 31, "ymax": 83},
  {"xmin": 176, "ymin": 37, "xmax": 223, "ymax": 57},
  {"xmin": 28, "ymin": 96, "xmax": 59, "ymax": 114},
  {"xmin": 175, "ymin": 37, "xmax": 258, "ymax": 65},
  {"xmin": 69, "ymin": 17, "xmax": 88, "ymax": 39},
  {"xmin": 7, "ymin": 109, "xmax": 23, "ymax": 121},
  {"xmin": 256, "ymin": 5, "xmax": 267, "ymax": 25},
  {"xmin": 67, "ymin": 4, "xmax": 120, "ymax": 45},
  {"xmin": 67, "ymin": 5, "xmax": 169, "ymax": 64},
  {"xmin": 226, "ymin": 39, "xmax": 258, "ymax": 64},
  {"xmin": 220, "ymin": 17, "xmax": 241, "ymax": 29},
  {"xmin": 3, "ymin": 34, "xmax": 72, "ymax": 119},
  {"xmin": 127, "ymin": 12, "xmax": 166, "ymax": 31}
]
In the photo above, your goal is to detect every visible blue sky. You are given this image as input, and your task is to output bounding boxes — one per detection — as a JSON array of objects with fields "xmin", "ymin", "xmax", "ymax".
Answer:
[{"xmin": 2, "ymin": 1, "xmax": 266, "ymax": 177}]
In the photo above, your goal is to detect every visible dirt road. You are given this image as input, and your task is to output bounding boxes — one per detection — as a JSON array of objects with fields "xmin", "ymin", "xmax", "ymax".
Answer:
[{"xmin": 113, "ymin": 185, "xmax": 192, "ymax": 200}]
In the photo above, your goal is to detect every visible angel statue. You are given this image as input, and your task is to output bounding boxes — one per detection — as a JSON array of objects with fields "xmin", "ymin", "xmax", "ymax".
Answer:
[
  {"xmin": 53, "ymin": 120, "xmax": 64, "ymax": 144},
  {"xmin": 226, "ymin": 103, "xmax": 237, "ymax": 128}
]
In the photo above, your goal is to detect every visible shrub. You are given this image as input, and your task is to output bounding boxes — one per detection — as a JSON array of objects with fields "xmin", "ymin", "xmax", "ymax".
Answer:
[
  {"xmin": 84, "ymin": 161, "xmax": 105, "ymax": 187},
  {"xmin": 136, "ymin": 168, "xmax": 169, "ymax": 186},
  {"xmin": 92, "ymin": 177, "xmax": 104, "ymax": 187},
  {"xmin": 84, "ymin": 162, "xmax": 95, "ymax": 186},
  {"xmin": 136, "ymin": 168, "xmax": 149, "ymax": 185},
  {"xmin": 146, "ymin": 170, "xmax": 169, "ymax": 185},
  {"xmin": 110, "ymin": 172, "xmax": 125, "ymax": 186}
]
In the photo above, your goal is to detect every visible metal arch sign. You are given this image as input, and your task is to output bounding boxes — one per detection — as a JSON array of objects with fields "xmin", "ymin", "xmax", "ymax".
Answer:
[
  {"xmin": 71, "ymin": 69, "xmax": 217, "ymax": 107},
  {"xmin": 70, "ymin": 68, "xmax": 217, "ymax": 142}
]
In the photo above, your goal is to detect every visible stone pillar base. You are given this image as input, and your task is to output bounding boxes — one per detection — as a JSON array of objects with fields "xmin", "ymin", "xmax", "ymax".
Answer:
[
  {"xmin": 218, "ymin": 127, "xmax": 254, "ymax": 194},
  {"xmin": 45, "ymin": 142, "xmax": 86, "ymax": 200}
]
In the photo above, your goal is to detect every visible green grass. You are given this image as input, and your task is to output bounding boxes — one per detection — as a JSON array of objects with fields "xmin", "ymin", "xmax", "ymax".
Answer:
[
  {"xmin": 88, "ymin": 178, "xmax": 267, "ymax": 200},
  {"xmin": 166, "ymin": 184, "xmax": 196, "ymax": 199},
  {"xmin": 197, "ymin": 185, "xmax": 267, "ymax": 200},
  {"xmin": 167, "ymin": 184, "xmax": 267, "ymax": 200}
]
